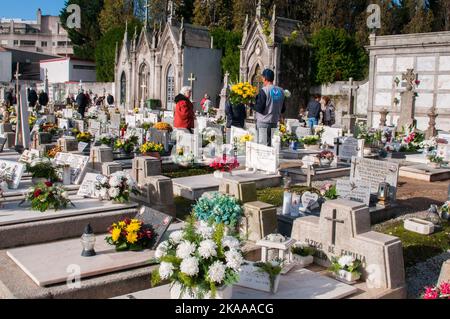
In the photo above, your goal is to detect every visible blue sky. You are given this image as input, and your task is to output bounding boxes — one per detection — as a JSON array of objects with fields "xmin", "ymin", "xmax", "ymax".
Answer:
[{"xmin": 1, "ymin": 0, "xmax": 67, "ymax": 20}]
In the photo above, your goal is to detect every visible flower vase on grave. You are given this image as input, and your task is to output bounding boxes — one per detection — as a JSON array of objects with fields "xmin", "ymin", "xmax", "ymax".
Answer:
[{"xmin": 143, "ymin": 152, "xmax": 161, "ymax": 160}]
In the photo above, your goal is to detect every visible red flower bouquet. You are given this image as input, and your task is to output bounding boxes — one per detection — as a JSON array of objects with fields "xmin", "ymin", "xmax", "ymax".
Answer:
[
  {"xmin": 423, "ymin": 281, "xmax": 450, "ymax": 299},
  {"xmin": 209, "ymin": 156, "xmax": 240, "ymax": 173}
]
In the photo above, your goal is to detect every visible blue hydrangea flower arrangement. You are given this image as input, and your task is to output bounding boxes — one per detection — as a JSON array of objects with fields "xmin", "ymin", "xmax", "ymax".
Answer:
[{"xmin": 193, "ymin": 192, "xmax": 243, "ymax": 227}]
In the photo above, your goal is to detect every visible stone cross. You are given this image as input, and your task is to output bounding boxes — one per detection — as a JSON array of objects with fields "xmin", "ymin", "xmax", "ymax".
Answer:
[
  {"xmin": 342, "ymin": 77, "xmax": 359, "ymax": 116},
  {"xmin": 402, "ymin": 69, "xmax": 416, "ymax": 91},
  {"xmin": 325, "ymin": 209, "xmax": 345, "ymax": 246},
  {"xmin": 188, "ymin": 73, "xmax": 196, "ymax": 101}
]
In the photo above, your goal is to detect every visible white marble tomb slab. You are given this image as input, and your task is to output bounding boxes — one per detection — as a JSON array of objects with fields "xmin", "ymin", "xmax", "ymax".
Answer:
[
  {"xmin": 437, "ymin": 94, "xmax": 450, "ymax": 109},
  {"xmin": 375, "ymin": 92, "xmax": 392, "ymax": 107},
  {"xmin": 415, "ymin": 93, "xmax": 434, "ymax": 108},
  {"xmin": 396, "ymin": 57, "xmax": 414, "ymax": 72},
  {"xmin": 439, "ymin": 56, "xmax": 450, "ymax": 71},
  {"xmin": 437, "ymin": 75, "xmax": 450, "ymax": 90},
  {"xmin": 376, "ymin": 58, "xmax": 394, "ymax": 73},
  {"xmin": 0, "ymin": 197, "xmax": 138, "ymax": 226},
  {"xmin": 376, "ymin": 76, "xmax": 393, "ymax": 90},
  {"xmin": 113, "ymin": 267, "xmax": 357, "ymax": 299},
  {"xmin": 417, "ymin": 56, "xmax": 436, "ymax": 72},
  {"xmin": 417, "ymin": 75, "xmax": 434, "ymax": 90}
]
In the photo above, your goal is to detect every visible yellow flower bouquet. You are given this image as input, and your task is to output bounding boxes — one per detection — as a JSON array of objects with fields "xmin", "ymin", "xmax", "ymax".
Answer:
[
  {"xmin": 76, "ymin": 132, "xmax": 93, "ymax": 143},
  {"xmin": 106, "ymin": 218, "xmax": 153, "ymax": 251},
  {"xmin": 153, "ymin": 122, "xmax": 173, "ymax": 132},
  {"xmin": 240, "ymin": 134, "xmax": 254, "ymax": 144},
  {"xmin": 230, "ymin": 82, "xmax": 258, "ymax": 105},
  {"xmin": 140, "ymin": 142, "xmax": 164, "ymax": 155}
]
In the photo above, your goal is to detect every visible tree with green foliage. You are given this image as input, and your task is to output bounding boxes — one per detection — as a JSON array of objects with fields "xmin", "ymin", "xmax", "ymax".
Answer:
[
  {"xmin": 99, "ymin": 0, "xmax": 137, "ymax": 34},
  {"xmin": 95, "ymin": 21, "xmax": 142, "ymax": 82},
  {"xmin": 310, "ymin": 28, "xmax": 368, "ymax": 84},
  {"xmin": 210, "ymin": 27, "xmax": 242, "ymax": 82},
  {"xmin": 60, "ymin": 0, "xmax": 104, "ymax": 60}
]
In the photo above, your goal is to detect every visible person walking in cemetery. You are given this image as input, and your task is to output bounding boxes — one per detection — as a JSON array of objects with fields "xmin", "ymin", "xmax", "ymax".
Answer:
[
  {"xmin": 38, "ymin": 90, "xmax": 49, "ymax": 108},
  {"xmin": 76, "ymin": 90, "xmax": 88, "ymax": 118},
  {"xmin": 5, "ymin": 88, "xmax": 14, "ymax": 107},
  {"xmin": 306, "ymin": 94, "xmax": 321, "ymax": 128},
  {"xmin": 107, "ymin": 93, "xmax": 115, "ymax": 106},
  {"xmin": 27, "ymin": 87, "xmax": 38, "ymax": 108},
  {"xmin": 321, "ymin": 96, "xmax": 336, "ymax": 126},
  {"xmin": 225, "ymin": 100, "xmax": 246, "ymax": 129},
  {"xmin": 254, "ymin": 68, "xmax": 286, "ymax": 147},
  {"xmin": 200, "ymin": 94, "xmax": 212, "ymax": 115},
  {"xmin": 174, "ymin": 86, "xmax": 195, "ymax": 134}
]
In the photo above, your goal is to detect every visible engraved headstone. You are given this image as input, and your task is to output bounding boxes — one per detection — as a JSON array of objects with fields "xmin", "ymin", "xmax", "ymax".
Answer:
[
  {"xmin": 77, "ymin": 173, "xmax": 104, "ymax": 198},
  {"xmin": 350, "ymin": 157, "xmax": 399, "ymax": 201},
  {"xmin": 0, "ymin": 160, "xmax": 25, "ymax": 189},
  {"xmin": 336, "ymin": 180, "xmax": 371, "ymax": 206},
  {"xmin": 295, "ymin": 127, "xmax": 312, "ymax": 139},
  {"xmin": 54, "ymin": 152, "xmax": 89, "ymax": 184},
  {"xmin": 339, "ymin": 137, "xmax": 363, "ymax": 160},
  {"xmin": 245, "ymin": 142, "xmax": 278, "ymax": 174}
]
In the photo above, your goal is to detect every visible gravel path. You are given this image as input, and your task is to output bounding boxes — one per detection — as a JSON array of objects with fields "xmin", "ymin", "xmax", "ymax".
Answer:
[{"xmin": 406, "ymin": 251, "xmax": 450, "ymax": 299}]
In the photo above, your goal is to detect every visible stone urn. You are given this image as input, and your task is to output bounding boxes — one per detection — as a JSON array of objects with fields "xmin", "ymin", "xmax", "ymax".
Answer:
[{"xmin": 170, "ymin": 283, "xmax": 232, "ymax": 299}]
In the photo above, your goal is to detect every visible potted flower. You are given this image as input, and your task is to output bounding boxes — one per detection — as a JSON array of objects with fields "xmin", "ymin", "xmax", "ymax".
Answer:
[
  {"xmin": 153, "ymin": 122, "xmax": 173, "ymax": 133},
  {"xmin": 427, "ymin": 152, "xmax": 444, "ymax": 169},
  {"xmin": 317, "ymin": 150, "xmax": 334, "ymax": 166},
  {"xmin": 290, "ymin": 244, "xmax": 315, "ymax": 268},
  {"xmin": 140, "ymin": 142, "xmax": 164, "ymax": 159},
  {"xmin": 193, "ymin": 192, "xmax": 243, "ymax": 229},
  {"xmin": 95, "ymin": 172, "xmax": 140, "ymax": 203},
  {"xmin": 98, "ymin": 133, "xmax": 114, "ymax": 147},
  {"xmin": 76, "ymin": 132, "xmax": 93, "ymax": 143},
  {"xmin": 105, "ymin": 218, "xmax": 153, "ymax": 252},
  {"xmin": 281, "ymin": 132, "xmax": 299, "ymax": 150},
  {"xmin": 26, "ymin": 158, "xmax": 59, "ymax": 184},
  {"xmin": 300, "ymin": 135, "xmax": 320, "ymax": 151},
  {"xmin": 253, "ymin": 259, "xmax": 283, "ymax": 294},
  {"xmin": 151, "ymin": 217, "xmax": 244, "ymax": 299},
  {"xmin": 320, "ymin": 183, "xmax": 337, "ymax": 200},
  {"xmin": 209, "ymin": 156, "xmax": 240, "ymax": 178},
  {"xmin": 329, "ymin": 255, "xmax": 362, "ymax": 283},
  {"xmin": 422, "ymin": 281, "xmax": 450, "ymax": 299},
  {"xmin": 439, "ymin": 201, "xmax": 450, "ymax": 221},
  {"xmin": 114, "ymin": 136, "xmax": 138, "ymax": 154},
  {"xmin": 26, "ymin": 181, "xmax": 72, "ymax": 212}
]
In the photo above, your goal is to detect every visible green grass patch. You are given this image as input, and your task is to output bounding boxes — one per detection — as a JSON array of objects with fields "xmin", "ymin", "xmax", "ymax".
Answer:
[
  {"xmin": 378, "ymin": 221, "xmax": 450, "ymax": 267},
  {"xmin": 257, "ymin": 186, "xmax": 321, "ymax": 207},
  {"xmin": 162, "ymin": 166, "xmax": 215, "ymax": 179}
]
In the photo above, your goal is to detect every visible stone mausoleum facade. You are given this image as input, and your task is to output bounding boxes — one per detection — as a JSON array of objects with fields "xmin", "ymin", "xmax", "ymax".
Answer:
[
  {"xmin": 115, "ymin": 14, "xmax": 222, "ymax": 112},
  {"xmin": 367, "ymin": 32, "xmax": 450, "ymax": 131}
]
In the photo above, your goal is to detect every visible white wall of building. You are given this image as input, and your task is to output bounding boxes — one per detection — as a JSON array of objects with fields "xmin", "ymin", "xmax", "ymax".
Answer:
[
  {"xmin": 40, "ymin": 59, "xmax": 70, "ymax": 83},
  {"xmin": 0, "ymin": 51, "xmax": 12, "ymax": 82}
]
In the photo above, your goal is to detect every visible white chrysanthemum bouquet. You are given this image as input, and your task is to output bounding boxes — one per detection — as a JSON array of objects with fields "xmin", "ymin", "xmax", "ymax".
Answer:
[
  {"xmin": 95, "ymin": 171, "xmax": 140, "ymax": 203},
  {"xmin": 151, "ymin": 216, "xmax": 244, "ymax": 299}
]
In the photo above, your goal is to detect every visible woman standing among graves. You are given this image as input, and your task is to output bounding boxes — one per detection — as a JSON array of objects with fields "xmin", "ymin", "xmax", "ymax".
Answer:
[
  {"xmin": 321, "ymin": 96, "xmax": 336, "ymax": 126},
  {"xmin": 174, "ymin": 86, "xmax": 195, "ymax": 134}
]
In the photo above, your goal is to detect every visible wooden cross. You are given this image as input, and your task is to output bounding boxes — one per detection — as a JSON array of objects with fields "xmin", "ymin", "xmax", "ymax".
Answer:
[
  {"xmin": 188, "ymin": 73, "xmax": 196, "ymax": 100},
  {"xmin": 325, "ymin": 209, "xmax": 345, "ymax": 246},
  {"xmin": 342, "ymin": 77, "xmax": 359, "ymax": 116}
]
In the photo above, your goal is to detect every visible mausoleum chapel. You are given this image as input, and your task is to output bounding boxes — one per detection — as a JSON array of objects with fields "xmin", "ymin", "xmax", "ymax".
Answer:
[{"xmin": 1, "ymin": 0, "xmax": 450, "ymax": 303}]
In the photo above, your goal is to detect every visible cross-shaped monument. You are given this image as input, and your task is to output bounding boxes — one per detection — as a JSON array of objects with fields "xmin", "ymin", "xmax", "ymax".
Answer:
[
  {"xmin": 341, "ymin": 77, "xmax": 359, "ymax": 133},
  {"xmin": 397, "ymin": 69, "xmax": 417, "ymax": 130},
  {"xmin": 218, "ymin": 71, "xmax": 230, "ymax": 117},
  {"xmin": 325, "ymin": 209, "xmax": 345, "ymax": 246},
  {"xmin": 188, "ymin": 73, "xmax": 197, "ymax": 101}
]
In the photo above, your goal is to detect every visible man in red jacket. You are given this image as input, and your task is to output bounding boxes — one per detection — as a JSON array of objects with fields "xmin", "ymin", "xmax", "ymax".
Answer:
[{"xmin": 174, "ymin": 86, "xmax": 195, "ymax": 133}]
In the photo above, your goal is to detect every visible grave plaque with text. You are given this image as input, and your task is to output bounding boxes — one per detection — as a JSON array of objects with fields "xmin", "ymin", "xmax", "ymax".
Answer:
[
  {"xmin": 336, "ymin": 180, "xmax": 371, "ymax": 206},
  {"xmin": 0, "ymin": 160, "xmax": 25, "ymax": 189},
  {"xmin": 245, "ymin": 142, "xmax": 278, "ymax": 174},
  {"xmin": 54, "ymin": 153, "xmax": 89, "ymax": 184},
  {"xmin": 339, "ymin": 137, "xmax": 362, "ymax": 160},
  {"xmin": 350, "ymin": 157, "xmax": 399, "ymax": 200},
  {"xmin": 77, "ymin": 173, "xmax": 104, "ymax": 198}
]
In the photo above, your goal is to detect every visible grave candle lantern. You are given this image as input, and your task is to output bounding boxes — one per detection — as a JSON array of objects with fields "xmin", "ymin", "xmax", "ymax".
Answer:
[
  {"xmin": 377, "ymin": 182, "xmax": 390, "ymax": 206},
  {"xmin": 81, "ymin": 224, "xmax": 96, "ymax": 257}
]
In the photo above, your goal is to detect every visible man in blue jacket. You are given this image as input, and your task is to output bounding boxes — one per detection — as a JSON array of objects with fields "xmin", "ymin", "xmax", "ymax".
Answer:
[
  {"xmin": 253, "ymin": 69, "xmax": 286, "ymax": 147},
  {"xmin": 306, "ymin": 94, "xmax": 321, "ymax": 128}
]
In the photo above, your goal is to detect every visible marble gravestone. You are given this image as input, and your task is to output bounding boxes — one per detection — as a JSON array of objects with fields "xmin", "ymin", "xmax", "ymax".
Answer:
[
  {"xmin": 339, "ymin": 137, "xmax": 363, "ymax": 161},
  {"xmin": 0, "ymin": 160, "xmax": 25, "ymax": 189},
  {"xmin": 350, "ymin": 157, "xmax": 400, "ymax": 201},
  {"xmin": 336, "ymin": 180, "xmax": 371, "ymax": 206},
  {"xmin": 295, "ymin": 127, "xmax": 312, "ymax": 139},
  {"xmin": 77, "ymin": 173, "xmax": 104, "ymax": 198},
  {"xmin": 54, "ymin": 153, "xmax": 89, "ymax": 185},
  {"xmin": 291, "ymin": 199, "xmax": 405, "ymax": 290},
  {"xmin": 246, "ymin": 142, "xmax": 279, "ymax": 174},
  {"xmin": 88, "ymin": 120, "xmax": 101, "ymax": 136},
  {"xmin": 321, "ymin": 127, "xmax": 343, "ymax": 147},
  {"xmin": 134, "ymin": 206, "xmax": 174, "ymax": 249}
]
